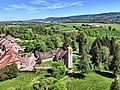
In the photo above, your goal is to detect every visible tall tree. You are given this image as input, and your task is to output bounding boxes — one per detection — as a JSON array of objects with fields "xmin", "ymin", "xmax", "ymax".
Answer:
[
  {"xmin": 80, "ymin": 51, "xmax": 91, "ymax": 74},
  {"xmin": 91, "ymin": 44, "xmax": 101, "ymax": 70},
  {"xmin": 111, "ymin": 43, "xmax": 120, "ymax": 75},
  {"xmin": 78, "ymin": 32, "xmax": 87, "ymax": 54},
  {"xmin": 90, "ymin": 37, "xmax": 102, "ymax": 55},
  {"xmin": 71, "ymin": 40, "xmax": 77, "ymax": 51},
  {"xmin": 101, "ymin": 46, "xmax": 110, "ymax": 70},
  {"xmin": 110, "ymin": 78, "xmax": 119, "ymax": 90},
  {"xmin": 62, "ymin": 37, "xmax": 72, "ymax": 50},
  {"xmin": 110, "ymin": 37, "xmax": 116, "ymax": 55}
]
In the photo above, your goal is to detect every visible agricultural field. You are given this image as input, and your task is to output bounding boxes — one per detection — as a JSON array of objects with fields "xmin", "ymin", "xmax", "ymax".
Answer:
[
  {"xmin": 0, "ymin": 72, "xmax": 41, "ymax": 90},
  {"xmin": 60, "ymin": 22, "xmax": 120, "ymax": 30}
]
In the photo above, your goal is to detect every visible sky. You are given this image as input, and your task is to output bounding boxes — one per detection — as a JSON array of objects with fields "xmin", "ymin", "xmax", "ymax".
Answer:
[{"xmin": 0, "ymin": 0, "xmax": 120, "ymax": 21}]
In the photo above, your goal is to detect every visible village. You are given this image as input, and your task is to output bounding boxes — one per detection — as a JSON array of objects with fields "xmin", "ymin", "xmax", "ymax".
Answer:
[{"xmin": 0, "ymin": 34, "xmax": 73, "ymax": 73}]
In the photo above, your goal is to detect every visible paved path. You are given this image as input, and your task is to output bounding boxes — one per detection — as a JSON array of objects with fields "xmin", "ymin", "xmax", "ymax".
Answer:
[{"xmin": 61, "ymin": 75, "xmax": 69, "ymax": 80}]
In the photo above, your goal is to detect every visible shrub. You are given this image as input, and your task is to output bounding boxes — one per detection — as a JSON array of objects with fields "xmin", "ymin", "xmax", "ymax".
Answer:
[
  {"xmin": 33, "ymin": 77, "xmax": 67, "ymax": 90},
  {"xmin": 0, "ymin": 63, "xmax": 18, "ymax": 81},
  {"xmin": 52, "ymin": 60, "xmax": 67, "ymax": 79}
]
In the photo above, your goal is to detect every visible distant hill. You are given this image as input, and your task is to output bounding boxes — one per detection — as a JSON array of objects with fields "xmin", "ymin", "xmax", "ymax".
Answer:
[
  {"xmin": 43, "ymin": 12, "xmax": 120, "ymax": 23},
  {"xmin": 2, "ymin": 12, "xmax": 120, "ymax": 23}
]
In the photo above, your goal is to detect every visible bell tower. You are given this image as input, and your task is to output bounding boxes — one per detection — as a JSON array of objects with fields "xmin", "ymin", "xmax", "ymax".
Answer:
[{"xmin": 67, "ymin": 46, "xmax": 73, "ymax": 73}]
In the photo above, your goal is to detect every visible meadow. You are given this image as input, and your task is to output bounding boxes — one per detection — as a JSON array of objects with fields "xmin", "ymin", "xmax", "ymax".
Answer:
[
  {"xmin": 0, "ymin": 72, "xmax": 40, "ymax": 90},
  {"xmin": 65, "ymin": 72, "xmax": 113, "ymax": 90},
  {"xmin": 0, "ymin": 71, "xmax": 116, "ymax": 90}
]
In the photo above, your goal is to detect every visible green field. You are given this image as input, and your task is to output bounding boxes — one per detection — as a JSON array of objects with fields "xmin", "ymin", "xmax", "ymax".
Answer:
[
  {"xmin": 60, "ymin": 23, "xmax": 120, "ymax": 30},
  {"xmin": 0, "ymin": 71, "xmax": 116, "ymax": 90},
  {"xmin": 65, "ymin": 72, "xmax": 113, "ymax": 90},
  {"xmin": 0, "ymin": 72, "xmax": 41, "ymax": 90}
]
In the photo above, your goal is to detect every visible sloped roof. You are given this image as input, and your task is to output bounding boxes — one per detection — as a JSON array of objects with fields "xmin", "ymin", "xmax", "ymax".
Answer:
[
  {"xmin": 6, "ymin": 35, "xmax": 15, "ymax": 41},
  {"xmin": 0, "ymin": 39, "xmax": 10, "ymax": 46},
  {"xmin": 0, "ymin": 34, "xmax": 6, "ymax": 37},
  {"xmin": 5, "ymin": 43, "xmax": 21, "ymax": 49},
  {"xmin": 0, "ymin": 48, "xmax": 25, "ymax": 69}
]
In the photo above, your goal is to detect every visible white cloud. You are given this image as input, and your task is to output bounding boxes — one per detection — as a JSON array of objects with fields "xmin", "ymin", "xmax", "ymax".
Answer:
[
  {"xmin": 31, "ymin": 0, "xmax": 83, "ymax": 9},
  {"xmin": 31, "ymin": 0, "xmax": 49, "ymax": 5},
  {"xmin": 6, "ymin": 3, "xmax": 40, "ymax": 13},
  {"xmin": 4, "ymin": 0, "xmax": 83, "ymax": 13}
]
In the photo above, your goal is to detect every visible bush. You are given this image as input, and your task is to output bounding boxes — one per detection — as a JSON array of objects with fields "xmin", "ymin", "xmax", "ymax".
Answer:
[
  {"xmin": 110, "ymin": 78, "xmax": 119, "ymax": 90},
  {"xmin": 52, "ymin": 60, "xmax": 67, "ymax": 79},
  {"xmin": 0, "ymin": 63, "xmax": 18, "ymax": 81},
  {"xmin": 33, "ymin": 77, "xmax": 67, "ymax": 90}
]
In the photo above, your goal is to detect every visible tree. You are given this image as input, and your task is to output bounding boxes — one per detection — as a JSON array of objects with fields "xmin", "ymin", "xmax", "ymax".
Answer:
[
  {"xmin": 79, "ymin": 51, "xmax": 91, "ymax": 74},
  {"xmin": 24, "ymin": 41, "xmax": 35, "ymax": 52},
  {"xmin": 51, "ymin": 36, "xmax": 60, "ymax": 48},
  {"xmin": 111, "ymin": 43, "xmax": 120, "ymax": 75},
  {"xmin": 110, "ymin": 37, "xmax": 116, "ymax": 55},
  {"xmin": 71, "ymin": 40, "xmax": 77, "ymax": 51},
  {"xmin": 110, "ymin": 78, "xmax": 119, "ymax": 90},
  {"xmin": 35, "ymin": 40, "xmax": 47, "ymax": 52},
  {"xmin": 112, "ymin": 28, "xmax": 116, "ymax": 31},
  {"xmin": 78, "ymin": 32, "xmax": 87, "ymax": 54},
  {"xmin": 52, "ymin": 60, "xmax": 67, "ymax": 79},
  {"xmin": 101, "ymin": 46, "xmax": 110, "ymax": 70},
  {"xmin": 0, "ymin": 63, "xmax": 18, "ymax": 81},
  {"xmin": 33, "ymin": 77, "xmax": 67, "ymax": 90},
  {"xmin": 108, "ymin": 26, "xmax": 112, "ymax": 31},
  {"xmin": 90, "ymin": 36, "xmax": 102, "ymax": 55},
  {"xmin": 101, "ymin": 35, "xmax": 110, "ymax": 47},
  {"xmin": 62, "ymin": 37, "xmax": 72, "ymax": 50},
  {"xmin": 91, "ymin": 44, "xmax": 101, "ymax": 70},
  {"xmin": 46, "ymin": 38, "xmax": 54, "ymax": 49}
]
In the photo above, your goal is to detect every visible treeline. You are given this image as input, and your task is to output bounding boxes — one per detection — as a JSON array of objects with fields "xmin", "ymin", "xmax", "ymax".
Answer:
[
  {"xmin": 73, "ymin": 25, "xmax": 120, "ymax": 38},
  {"xmin": 0, "ymin": 22, "xmax": 78, "ymax": 52},
  {"xmin": 0, "ymin": 23, "xmax": 58, "ymax": 40}
]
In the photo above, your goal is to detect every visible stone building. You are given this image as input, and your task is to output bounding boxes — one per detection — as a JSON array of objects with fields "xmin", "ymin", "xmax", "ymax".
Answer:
[{"xmin": 63, "ymin": 46, "xmax": 73, "ymax": 73}]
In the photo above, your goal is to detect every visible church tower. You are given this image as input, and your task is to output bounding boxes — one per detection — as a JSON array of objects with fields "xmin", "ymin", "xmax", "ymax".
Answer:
[{"xmin": 67, "ymin": 46, "xmax": 73, "ymax": 73}]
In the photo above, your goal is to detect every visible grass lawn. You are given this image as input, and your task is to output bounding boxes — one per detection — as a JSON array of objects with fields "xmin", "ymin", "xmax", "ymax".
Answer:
[
  {"xmin": 0, "ymin": 72, "xmax": 43, "ymax": 90},
  {"xmin": 0, "ymin": 70, "xmax": 119, "ymax": 90},
  {"xmin": 64, "ymin": 72, "xmax": 113, "ymax": 90},
  {"xmin": 41, "ymin": 61, "xmax": 53, "ymax": 66}
]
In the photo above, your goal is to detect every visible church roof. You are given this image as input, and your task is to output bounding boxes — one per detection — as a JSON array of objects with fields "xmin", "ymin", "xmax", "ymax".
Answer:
[{"xmin": 0, "ymin": 48, "xmax": 25, "ymax": 69}]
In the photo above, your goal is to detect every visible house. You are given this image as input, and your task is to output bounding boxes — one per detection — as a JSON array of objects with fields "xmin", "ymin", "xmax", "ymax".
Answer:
[
  {"xmin": 0, "ymin": 34, "xmax": 6, "ymax": 37},
  {"xmin": 0, "ymin": 35, "xmax": 24, "ymax": 52},
  {"xmin": 5, "ymin": 43, "xmax": 24, "ymax": 52},
  {"xmin": 0, "ymin": 39, "xmax": 10, "ymax": 46},
  {"xmin": 34, "ymin": 50, "xmax": 54, "ymax": 62},
  {"xmin": 0, "ymin": 48, "xmax": 26, "ymax": 69},
  {"xmin": 6, "ymin": 35, "xmax": 15, "ymax": 41},
  {"xmin": 0, "ymin": 35, "xmax": 15, "ymax": 46},
  {"xmin": 84, "ymin": 24, "xmax": 103, "ymax": 28},
  {"xmin": 20, "ymin": 53, "xmax": 37, "ymax": 71},
  {"xmin": 34, "ymin": 46, "xmax": 73, "ymax": 73}
]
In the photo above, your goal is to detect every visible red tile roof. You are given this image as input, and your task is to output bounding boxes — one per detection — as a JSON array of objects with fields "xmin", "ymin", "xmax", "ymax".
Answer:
[
  {"xmin": 0, "ymin": 34, "xmax": 6, "ymax": 37},
  {"xmin": 0, "ymin": 48, "xmax": 25, "ymax": 69}
]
